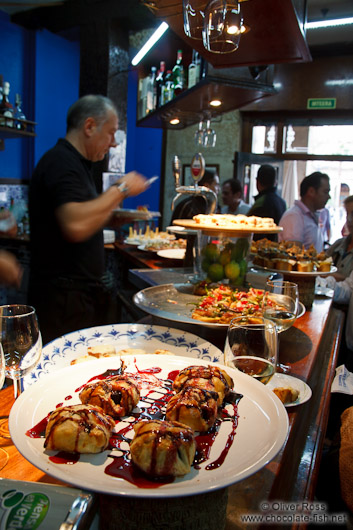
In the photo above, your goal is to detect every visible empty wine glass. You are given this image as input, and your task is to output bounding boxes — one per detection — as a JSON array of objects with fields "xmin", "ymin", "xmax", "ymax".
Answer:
[
  {"xmin": 0, "ymin": 342, "xmax": 4, "ymax": 391},
  {"xmin": 194, "ymin": 120, "xmax": 205, "ymax": 146},
  {"xmin": 0, "ymin": 305, "xmax": 42, "ymax": 439},
  {"xmin": 203, "ymin": 0, "xmax": 243, "ymax": 54},
  {"xmin": 224, "ymin": 316, "xmax": 278, "ymax": 384},
  {"xmin": 183, "ymin": 0, "xmax": 206, "ymax": 39},
  {"xmin": 203, "ymin": 119, "xmax": 217, "ymax": 147},
  {"xmin": 0, "ymin": 342, "xmax": 9, "ymax": 469}
]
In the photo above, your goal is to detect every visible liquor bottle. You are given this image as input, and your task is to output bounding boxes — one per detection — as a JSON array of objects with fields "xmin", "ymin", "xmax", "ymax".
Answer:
[
  {"xmin": 188, "ymin": 50, "xmax": 201, "ymax": 89},
  {"xmin": 172, "ymin": 50, "xmax": 185, "ymax": 95},
  {"xmin": 146, "ymin": 66, "xmax": 157, "ymax": 114},
  {"xmin": 156, "ymin": 61, "xmax": 166, "ymax": 108},
  {"xmin": 14, "ymin": 93, "xmax": 27, "ymax": 130},
  {"xmin": 0, "ymin": 81, "xmax": 14, "ymax": 127},
  {"xmin": 161, "ymin": 70, "xmax": 174, "ymax": 105}
]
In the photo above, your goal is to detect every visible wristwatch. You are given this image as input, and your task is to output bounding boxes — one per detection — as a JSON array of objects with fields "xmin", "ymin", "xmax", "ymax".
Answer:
[{"xmin": 113, "ymin": 180, "xmax": 129, "ymax": 198}]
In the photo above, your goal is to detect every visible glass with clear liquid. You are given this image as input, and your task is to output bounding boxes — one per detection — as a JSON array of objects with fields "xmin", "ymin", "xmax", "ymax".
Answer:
[
  {"xmin": 224, "ymin": 316, "xmax": 278, "ymax": 385},
  {"xmin": 262, "ymin": 280, "xmax": 299, "ymax": 334}
]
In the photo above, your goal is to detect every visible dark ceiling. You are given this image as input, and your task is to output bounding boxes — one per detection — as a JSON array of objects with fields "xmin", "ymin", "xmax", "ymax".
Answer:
[{"xmin": 1, "ymin": 0, "xmax": 353, "ymax": 55}]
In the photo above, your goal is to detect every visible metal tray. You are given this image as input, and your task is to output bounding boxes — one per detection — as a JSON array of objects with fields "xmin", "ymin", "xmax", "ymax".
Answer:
[{"xmin": 133, "ymin": 283, "xmax": 305, "ymax": 329}]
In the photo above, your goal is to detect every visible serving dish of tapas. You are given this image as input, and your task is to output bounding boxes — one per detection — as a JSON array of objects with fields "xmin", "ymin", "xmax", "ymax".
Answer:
[{"xmin": 133, "ymin": 283, "xmax": 305, "ymax": 328}]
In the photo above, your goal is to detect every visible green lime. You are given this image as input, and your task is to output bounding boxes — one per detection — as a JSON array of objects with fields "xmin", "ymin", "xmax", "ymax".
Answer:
[
  {"xmin": 208, "ymin": 263, "xmax": 224, "ymax": 282},
  {"xmin": 201, "ymin": 257, "xmax": 211, "ymax": 273},
  {"xmin": 202, "ymin": 243, "xmax": 220, "ymax": 263},
  {"xmin": 219, "ymin": 249, "xmax": 231, "ymax": 266},
  {"xmin": 224, "ymin": 261, "xmax": 240, "ymax": 281},
  {"xmin": 239, "ymin": 258, "xmax": 247, "ymax": 276},
  {"xmin": 230, "ymin": 275, "xmax": 244, "ymax": 286},
  {"xmin": 231, "ymin": 238, "xmax": 249, "ymax": 261}
]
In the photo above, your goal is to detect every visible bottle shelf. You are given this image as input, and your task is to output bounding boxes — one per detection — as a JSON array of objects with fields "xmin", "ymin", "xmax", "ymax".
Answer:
[
  {"xmin": 137, "ymin": 67, "xmax": 277, "ymax": 130},
  {"xmin": 0, "ymin": 119, "xmax": 36, "ymax": 139}
]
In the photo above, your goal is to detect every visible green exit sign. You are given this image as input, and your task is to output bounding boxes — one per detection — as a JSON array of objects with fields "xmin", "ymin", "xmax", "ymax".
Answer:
[{"xmin": 307, "ymin": 98, "xmax": 336, "ymax": 109}]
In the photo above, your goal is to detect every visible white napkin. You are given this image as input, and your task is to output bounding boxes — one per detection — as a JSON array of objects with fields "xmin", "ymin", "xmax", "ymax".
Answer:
[{"xmin": 331, "ymin": 365, "xmax": 353, "ymax": 395}]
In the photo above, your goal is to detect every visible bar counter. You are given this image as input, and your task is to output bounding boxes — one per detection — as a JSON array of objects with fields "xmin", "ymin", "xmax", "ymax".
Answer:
[{"xmin": 0, "ymin": 242, "xmax": 347, "ymax": 528}]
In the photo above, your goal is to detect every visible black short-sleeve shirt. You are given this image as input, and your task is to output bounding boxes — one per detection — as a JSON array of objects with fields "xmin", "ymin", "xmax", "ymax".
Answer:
[{"xmin": 29, "ymin": 138, "xmax": 104, "ymax": 281}]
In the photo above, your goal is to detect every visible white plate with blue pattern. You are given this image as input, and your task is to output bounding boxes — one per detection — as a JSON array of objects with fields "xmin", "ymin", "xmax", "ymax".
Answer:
[{"xmin": 22, "ymin": 324, "xmax": 223, "ymax": 390}]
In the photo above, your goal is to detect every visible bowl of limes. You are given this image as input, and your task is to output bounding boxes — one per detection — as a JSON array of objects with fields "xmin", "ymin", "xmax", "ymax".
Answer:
[{"xmin": 196, "ymin": 234, "xmax": 252, "ymax": 286}]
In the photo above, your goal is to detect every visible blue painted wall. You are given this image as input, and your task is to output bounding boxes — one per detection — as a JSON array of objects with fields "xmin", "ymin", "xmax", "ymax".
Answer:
[
  {"xmin": 0, "ymin": 11, "xmax": 80, "ymax": 179},
  {"xmin": 34, "ymin": 29, "xmax": 80, "ymax": 164},
  {"xmin": 0, "ymin": 12, "xmax": 163, "ymax": 215},
  {"xmin": 0, "ymin": 11, "xmax": 35, "ymax": 179},
  {"xmin": 124, "ymin": 67, "xmax": 163, "ymax": 213}
]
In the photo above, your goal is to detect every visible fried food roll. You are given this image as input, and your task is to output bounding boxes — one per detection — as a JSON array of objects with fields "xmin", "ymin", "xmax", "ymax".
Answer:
[
  {"xmin": 79, "ymin": 376, "xmax": 140, "ymax": 419},
  {"xmin": 172, "ymin": 365, "xmax": 234, "ymax": 406},
  {"xmin": 44, "ymin": 404, "xmax": 115, "ymax": 454},
  {"xmin": 166, "ymin": 386, "xmax": 218, "ymax": 432},
  {"xmin": 130, "ymin": 420, "xmax": 196, "ymax": 477}
]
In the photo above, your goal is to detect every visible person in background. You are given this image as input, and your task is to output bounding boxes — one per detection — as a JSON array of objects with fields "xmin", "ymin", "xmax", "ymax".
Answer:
[
  {"xmin": 221, "ymin": 178, "xmax": 249, "ymax": 215},
  {"xmin": 28, "ymin": 95, "xmax": 148, "ymax": 344},
  {"xmin": 171, "ymin": 169, "xmax": 220, "ymax": 222},
  {"xmin": 340, "ymin": 184, "xmax": 351, "ymax": 237},
  {"xmin": 247, "ymin": 164, "xmax": 286, "ymax": 224},
  {"xmin": 0, "ymin": 209, "xmax": 22, "ymax": 287},
  {"xmin": 326, "ymin": 195, "xmax": 353, "ymax": 281},
  {"xmin": 279, "ymin": 172, "xmax": 330, "ymax": 252},
  {"xmin": 318, "ymin": 206, "xmax": 331, "ymax": 246}
]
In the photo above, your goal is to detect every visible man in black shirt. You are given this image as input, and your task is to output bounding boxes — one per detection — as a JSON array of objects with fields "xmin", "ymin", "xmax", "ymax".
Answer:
[
  {"xmin": 28, "ymin": 95, "xmax": 147, "ymax": 344},
  {"xmin": 247, "ymin": 164, "xmax": 287, "ymax": 241}
]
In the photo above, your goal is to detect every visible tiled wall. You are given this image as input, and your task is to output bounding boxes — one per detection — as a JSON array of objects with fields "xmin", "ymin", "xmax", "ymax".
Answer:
[{"xmin": 0, "ymin": 182, "xmax": 29, "ymax": 235}]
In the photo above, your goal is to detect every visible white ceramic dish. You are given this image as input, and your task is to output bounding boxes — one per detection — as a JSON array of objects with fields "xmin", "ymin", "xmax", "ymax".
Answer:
[
  {"xmin": 22, "ymin": 324, "xmax": 223, "ymax": 389},
  {"xmin": 267, "ymin": 373, "xmax": 312, "ymax": 407},
  {"xmin": 113, "ymin": 209, "xmax": 160, "ymax": 220},
  {"xmin": 10, "ymin": 355, "xmax": 288, "ymax": 498},
  {"xmin": 157, "ymin": 249, "xmax": 186, "ymax": 260}
]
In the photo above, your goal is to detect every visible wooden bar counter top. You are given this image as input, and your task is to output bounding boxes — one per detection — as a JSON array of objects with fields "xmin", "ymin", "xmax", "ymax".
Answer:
[{"xmin": 0, "ymin": 296, "xmax": 345, "ymax": 529}]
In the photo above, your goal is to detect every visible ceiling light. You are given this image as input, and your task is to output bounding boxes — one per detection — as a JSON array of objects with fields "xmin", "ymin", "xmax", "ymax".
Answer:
[
  {"xmin": 210, "ymin": 99, "xmax": 222, "ymax": 107},
  {"xmin": 170, "ymin": 118, "xmax": 180, "ymax": 125},
  {"xmin": 131, "ymin": 22, "xmax": 169, "ymax": 66},
  {"xmin": 306, "ymin": 17, "xmax": 353, "ymax": 30}
]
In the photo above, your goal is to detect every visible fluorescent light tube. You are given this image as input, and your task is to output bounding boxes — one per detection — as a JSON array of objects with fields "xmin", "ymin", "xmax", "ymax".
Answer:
[
  {"xmin": 131, "ymin": 22, "xmax": 169, "ymax": 66},
  {"xmin": 306, "ymin": 17, "xmax": 353, "ymax": 30}
]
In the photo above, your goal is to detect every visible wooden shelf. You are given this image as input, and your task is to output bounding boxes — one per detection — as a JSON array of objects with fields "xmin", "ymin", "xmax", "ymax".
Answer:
[
  {"xmin": 137, "ymin": 65, "xmax": 277, "ymax": 129},
  {"xmin": 143, "ymin": 0, "xmax": 311, "ymax": 69},
  {"xmin": 0, "ymin": 119, "xmax": 36, "ymax": 140}
]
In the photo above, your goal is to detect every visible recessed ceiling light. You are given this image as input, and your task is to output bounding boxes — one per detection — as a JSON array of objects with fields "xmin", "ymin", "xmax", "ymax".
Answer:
[
  {"xmin": 170, "ymin": 118, "xmax": 180, "ymax": 125},
  {"xmin": 210, "ymin": 99, "xmax": 222, "ymax": 107}
]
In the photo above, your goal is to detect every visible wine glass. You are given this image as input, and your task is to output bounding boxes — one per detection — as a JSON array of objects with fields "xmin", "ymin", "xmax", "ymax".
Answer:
[
  {"xmin": 0, "ymin": 305, "xmax": 42, "ymax": 439},
  {"xmin": 262, "ymin": 280, "xmax": 299, "ymax": 333},
  {"xmin": 203, "ymin": 0, "xmax": 242, "ymax": 54},
  {"xmin": 224, "ymin": 316, "xmax": 278, "ymax": 384},
  {"xmin": 203, "ymin": 119, "xmax": 217, "ymax": 147},
  {"xmin": 194, "ymin": 120, "xmax": 205, "ymax": 146},
  {"xmin": 0, "ymin": 342, "xmax": 10, "ymax": 469},
  {"xmin": 183, "ymin": 0, "xmax": 206, "ymax": 40},
  {"xmin": 262, "ymin": 280, "xmax": 299, "ymax": 373}
]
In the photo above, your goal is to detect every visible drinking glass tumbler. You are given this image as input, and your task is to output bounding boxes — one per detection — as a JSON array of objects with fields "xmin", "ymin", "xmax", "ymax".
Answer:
[{"xmin": 224, "ymin": 316, "xmax": 278, "ymax": 384}]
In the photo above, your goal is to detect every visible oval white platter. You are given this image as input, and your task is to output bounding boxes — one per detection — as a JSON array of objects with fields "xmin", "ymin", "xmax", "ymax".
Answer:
[{"xmin": 10, "ymin": 355, "xmax": 288, "ymax": 498}]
